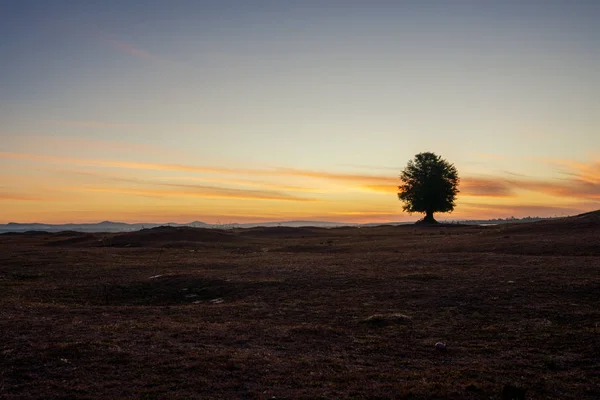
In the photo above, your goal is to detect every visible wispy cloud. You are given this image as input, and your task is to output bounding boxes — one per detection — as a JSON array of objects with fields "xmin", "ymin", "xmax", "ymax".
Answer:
[
  {"xmin": 0, "ymin": 152, "xmax": 238, "ymax": 175},
  {"xmin": 99, "ymin": 33, "xmax": 188, "ymax": 68},
  {"xmin": 157, "ymin": 181, "xmax": 319, "ymax": 202},
  {"xmin": 49, "ymin": 18, "xmax": 163, "ymax": 61},
  {"xmin": 44, "ymin": 168, "xmax": 322, "ymax": 195},
  {"xmin": 359, "ymin": 185, "xmax": 397, "ymax": 194},
  {"xmin": 276, "ymin": 168, "xmax": 397, "ymax": 186},
  {"xmin": 73, "ymin": 186, "xmax": 318, "ymax": 202},
  {"xmin": 459, "ymin": 177, "xmax": 514, "ymax": 198},
  {"xmin": 0, "ymin": 192, "xmax": 44, "ymax": 201},
  {"xmin": 3, "ymin": 151, "xmax": 600, "ymax": 204},
  {"xmin": 153, "ymin": 175, "xmax": 320, "ymax": 193},
  {"xmin": 544, "ymin": 158, "xmax": 600, "ymax": 184},
  {"xmin": 513, "ymin": 179, "xmax": 600, "ymax": 200},
  {"xmin": 95, "ymin": 33, "xmax": 169, "ymax": 63},
  {"xmin": 461, "ymin": 157, "xmax": 600, "ymax": 200},
  {"xmin": 355, "ymin": 177, "xmax": 515, "ymax": 198},
  {"xmin": 495, "ymin": 158, "xmax": 600, "ymax": 200},
  {"xmin": 1, "ymin": 152, "xmax": 398, "ymax": 184},
  {"xmin": 35, "ymin": 169, "xmax": 320, "ymax": 202},
  {"xmin": 110, "ymin": 39, "xmax": 157, "ymax": 60},
  {"xmin": 347, "ymin": 161, "xmax": 600, "ymax": 201},
  {"xmin": 501, "ymin": 170, "xmax": 529, "ymax": 178}
]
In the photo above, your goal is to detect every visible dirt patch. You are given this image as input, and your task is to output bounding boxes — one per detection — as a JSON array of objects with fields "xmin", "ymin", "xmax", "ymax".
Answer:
[
  {"xmin": 108, "ymin": 226, "xmax": 239, "ymax": 247},
  {"xmin": 46, "ymin": 234, "xmax": 100, "ymax": 247},
  {"xmin": 237, "ymin": 226, "xmax": 328, "ymax": 238},
  {"xmin": 40, "ymin": 275, "xmax": 284, "ymax": 306}
]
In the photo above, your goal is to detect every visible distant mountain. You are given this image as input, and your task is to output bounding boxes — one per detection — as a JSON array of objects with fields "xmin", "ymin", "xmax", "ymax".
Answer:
[
  {"xmin": 0, "ymin": 221, "xmax": 207, "ymax": 233},
  {"xmin": 0, "ymin": 215, "xmax": 565, "ymax": 233},
  {"xmin": 0, "ymin": 220, "xmax": 348, "ymax": 233}
]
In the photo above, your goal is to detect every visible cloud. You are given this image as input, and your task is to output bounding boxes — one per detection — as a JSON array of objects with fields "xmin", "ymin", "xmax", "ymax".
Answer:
[
  {"xmin": 276, "ymin": 168, "xmax": 397, "ymax": 186},
  {"xmin": 3, "ymin": 151, "xmax": 599, "ymax": 203},
  {"xmin": 0, "ymin": 152, "xmax": 238, "ymax": 175},
  {"xmin": 512, "ymin": 178, "xmax": 600, "ymax": 200},
  {"xmin": 0, "ymin": 193, "xmax": 44, "ymax": 201},
  {"xmin": 360, "ymin": 185, "xmax": 397, "ymax": 194},
  {"xmin": 153, "ymin": 175, "xmax": 320, "ymax": 193},
  {"xmin": 100, "ymin": 34, "xmax": 188, "ymax": 68},
  {"xmin": 555, "ymin": 160, "xmax": 600, "ymax": 184},
  {"xmin": 2, "ymin": 152, "xmax": 398, "ymax": 185},
  {"xmin": 111, "ymin": 40, "xmax": 155, "ymax": 59},
  {"xmin": 73, "ymin": 186, "xmax": 318, "ymax": 202},
  {"xmin": 500, "ymin": 157, "xmax": 600, "ymax": 200},
  {"xmin": 359, "ymin": 159, "xmax": 600, "ymax": 201},
  {"xmin": 42, "ymin": 169, "xmax": 320, "ymax": 202},
  {"xmin": 461, "ymin": 158, "xmax": 600, "ymax": 200},
  {"xmin": 44, "ymin": 168, "xmax": 322, "ymax": 196},
  {"xmin": 101, "ymin": 37, "xmax": 166, "ymax": 62},
  {"xmin": 459, "ymin": 177, "xmax": 514, "ymax": 198},
  {"xmin": 360, "ymin": 177, "xmax": 514, "ymax": 198},
  {"xmin": 501, "ymin": 170, "xmax": 528, "ymax": 178},
  {"xmin": 160, "ymin": 181, "xmax": 319, "ymax": 202}
]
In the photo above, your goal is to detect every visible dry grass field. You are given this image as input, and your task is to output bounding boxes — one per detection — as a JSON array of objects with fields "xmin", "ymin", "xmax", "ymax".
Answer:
[{"xmin": 1, "ymin": 212, "xmax": 599, "ymax": 399}]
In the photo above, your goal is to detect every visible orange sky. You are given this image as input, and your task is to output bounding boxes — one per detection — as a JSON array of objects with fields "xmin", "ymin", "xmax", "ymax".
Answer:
[{"xmin": 1, "ymin": 144, "xmax": 598, "ymax": 224}]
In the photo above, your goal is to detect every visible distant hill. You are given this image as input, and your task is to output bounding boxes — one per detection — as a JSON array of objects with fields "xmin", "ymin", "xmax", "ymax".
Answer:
[
  {"xmin": 0, "ymin": 220, "xmax": 351, "ymax": 233},
  {"xmin": 0, "ymin": 215, "xmax": 579, "ymax": 233},
  {"xmin": 0, "ymin": 221, "xmax": 208, "ymax": 233},
  {"xmin": 445, "ymin": 216, "xmax": 562, "ymax": 225}
]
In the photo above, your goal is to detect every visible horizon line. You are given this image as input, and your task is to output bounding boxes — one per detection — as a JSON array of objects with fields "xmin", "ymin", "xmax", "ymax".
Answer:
[{"xmin": 0, "ymin": 214, "xmax": 571, "ymax": 227}]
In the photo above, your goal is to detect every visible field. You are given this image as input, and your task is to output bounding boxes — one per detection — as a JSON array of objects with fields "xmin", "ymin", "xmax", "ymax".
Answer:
[{"xmin": 1, "ymin": 212, "xmax": 599, "ymax": 399}]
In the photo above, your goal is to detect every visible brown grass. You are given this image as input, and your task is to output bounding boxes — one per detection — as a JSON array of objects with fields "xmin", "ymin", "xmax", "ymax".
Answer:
[{"xmin": 1, "ymin": 214, "xmax": 599, "ymax": 399}]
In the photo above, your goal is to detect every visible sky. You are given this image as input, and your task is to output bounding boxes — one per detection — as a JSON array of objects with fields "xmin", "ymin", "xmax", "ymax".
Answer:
[{"xmin": 1, "ymin": 0, "xmax": 599, "ymax": 224}]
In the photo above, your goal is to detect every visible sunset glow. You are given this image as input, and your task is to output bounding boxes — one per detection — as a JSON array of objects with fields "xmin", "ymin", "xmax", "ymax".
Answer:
[{"xmin": 2, "ymin": 1, "xmax": 599, "ymax": 224}]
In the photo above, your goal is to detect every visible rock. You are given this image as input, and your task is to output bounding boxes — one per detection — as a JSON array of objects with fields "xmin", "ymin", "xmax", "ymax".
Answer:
[{"xmin": 361, "ymin": 313, "xmax": 411, "ymax": 327}]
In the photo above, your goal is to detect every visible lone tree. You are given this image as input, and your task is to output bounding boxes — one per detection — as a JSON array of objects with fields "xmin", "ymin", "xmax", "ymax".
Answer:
[{"xmin": 397, "ymin": 152, "xmax": 459, "ymax": 224}]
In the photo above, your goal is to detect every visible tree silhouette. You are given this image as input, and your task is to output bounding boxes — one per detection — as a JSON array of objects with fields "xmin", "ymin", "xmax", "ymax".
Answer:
[{"xmin": 397, "ymin": 152, "xmax": 459, "ymax": 224}]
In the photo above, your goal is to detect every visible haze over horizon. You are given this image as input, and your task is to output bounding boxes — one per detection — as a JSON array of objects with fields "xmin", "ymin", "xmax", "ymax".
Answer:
[{"xmin": 2, "ymin": 1, "xmax": 599, "ymax": 224}]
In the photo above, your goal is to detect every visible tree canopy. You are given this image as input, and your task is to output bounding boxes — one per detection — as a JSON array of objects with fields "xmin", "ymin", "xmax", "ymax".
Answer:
[{"xmin": 397, "ymin": 152, "xmax": 460, "ymax": 223}]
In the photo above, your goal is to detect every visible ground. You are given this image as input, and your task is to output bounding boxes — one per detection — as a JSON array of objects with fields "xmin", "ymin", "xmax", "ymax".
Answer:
[{"xmin": 1, "ymin": 213, "xmax": 599, "ymax": 399}]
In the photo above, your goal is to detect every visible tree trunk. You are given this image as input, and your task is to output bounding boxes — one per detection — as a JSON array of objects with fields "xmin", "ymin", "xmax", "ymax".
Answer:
[{"xmin": 423, "ymin": 210, "xmax": 436, "ymax": 224}]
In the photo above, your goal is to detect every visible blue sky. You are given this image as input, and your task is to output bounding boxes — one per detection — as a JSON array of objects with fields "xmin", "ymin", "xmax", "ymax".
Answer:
[{"xmin": 1, "ymin": 1, "xmax": 599, "ymax": 223}]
